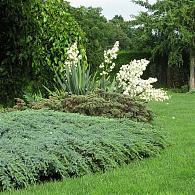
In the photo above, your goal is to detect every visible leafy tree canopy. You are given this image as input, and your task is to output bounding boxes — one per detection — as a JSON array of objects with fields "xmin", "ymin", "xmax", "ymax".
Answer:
[
  {"xmin": 0, "ymin": 0, "xmax": 86, "ymax": 104},
  {"xmin": 132, "ymin": 0, "xmax": 195, "ymax": 90}
]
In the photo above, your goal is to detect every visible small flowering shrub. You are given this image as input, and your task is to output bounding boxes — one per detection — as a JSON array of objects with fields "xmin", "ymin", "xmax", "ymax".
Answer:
[
  {"xmin": 55, "ymin": 42, "xmax": 97, "ymax": 95},
  {"xmin": 116, "ymin": 59, "xmax": 169, "ymax": 101},
  {"xmin": 64, "ymin": 42, "xmax": 82, "ymax": 71},
  {"xmin": 99, "ymin": 41, "xmax": 119, "ymax": 90},
  {"xmin": 99, "ymin": 41, "xmax": 119, "ymax": 76},
  {"xmin": 96, "ymin": 42, "xmax": 168, "ymax": 101},
  {"xmin": 53, "ymin": 41, "xmax": 168, "ymax": 101},
  {"xmin": 0, "ymin": 109, "xmax": 166, "ymax": 191}
]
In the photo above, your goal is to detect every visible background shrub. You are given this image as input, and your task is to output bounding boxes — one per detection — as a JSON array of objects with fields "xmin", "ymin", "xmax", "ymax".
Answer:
[
  {"xmin": 60, "ymin": 91, "xmax": 153, "ymax": 122},
  {"xmin": 0, "ymin": 109, "xmax": 166, "ymax": 191}
]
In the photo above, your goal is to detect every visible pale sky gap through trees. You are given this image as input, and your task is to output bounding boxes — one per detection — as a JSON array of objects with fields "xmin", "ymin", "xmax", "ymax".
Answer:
[{"xmin": 68, "ymin": 0, "xmax": 157, "ymax": 20}]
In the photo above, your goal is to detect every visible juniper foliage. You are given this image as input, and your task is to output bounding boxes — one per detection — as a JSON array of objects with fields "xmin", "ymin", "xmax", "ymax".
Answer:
[
  {"xmin": 0, "ymin": 109, "xmax": 165, "ymax": 191},
  {"xmin": 23, "ymin": 91, "xmax": 153, "ymax": 122}
]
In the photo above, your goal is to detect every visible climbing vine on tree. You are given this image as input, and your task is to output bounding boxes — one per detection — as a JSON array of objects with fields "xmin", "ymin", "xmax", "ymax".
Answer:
[{"xmin": 0, "ymin": 0, "xmax": 86, "ymax": 105}]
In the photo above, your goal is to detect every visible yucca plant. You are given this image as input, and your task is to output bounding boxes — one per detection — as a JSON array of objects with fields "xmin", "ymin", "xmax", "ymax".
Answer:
[
  {"xmin": 99, "ymin": 41, "xmax": 119, "ymax": 92},
  {"xmin": 56, "ymin": 62, "xmax": 98, "ymax": 95},
  {"xmin": 50, "ymin": 42, "xmax": 98, "ymax": 95},
  {"xmin": 23, "ymin": 90, "xmax": 43, "ymax": 103}
]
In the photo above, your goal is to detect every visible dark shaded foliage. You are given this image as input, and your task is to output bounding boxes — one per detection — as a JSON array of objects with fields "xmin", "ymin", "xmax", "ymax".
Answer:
[{"xmin": 0, "ymin": 0, "xmax": 85, "ymax": 105}]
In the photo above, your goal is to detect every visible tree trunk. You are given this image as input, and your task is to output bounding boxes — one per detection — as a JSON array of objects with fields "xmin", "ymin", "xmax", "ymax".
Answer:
[
  {"xmin": 167, "ymin": 66, "xmax": 172, "ymax": 87},
  {"xmin": 189, "ymin": 48, "xmax": 195, "ymax": 91}
]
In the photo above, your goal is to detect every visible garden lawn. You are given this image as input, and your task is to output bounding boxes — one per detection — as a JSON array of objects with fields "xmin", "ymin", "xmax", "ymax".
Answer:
[{"xmin": 2, "ymin": 93, "xmax": 195, "ymax": 195}]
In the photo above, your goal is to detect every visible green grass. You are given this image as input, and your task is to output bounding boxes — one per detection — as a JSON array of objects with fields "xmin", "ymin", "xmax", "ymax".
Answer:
[{"xmin": 1, "ymin": 93, "xmax": 195, "ymax": 195}]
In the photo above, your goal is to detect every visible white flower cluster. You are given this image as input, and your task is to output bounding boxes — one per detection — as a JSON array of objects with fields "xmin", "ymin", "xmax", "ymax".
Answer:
[
  {"xmin": 65, "ymin": 42, "xmax": 82, "ymax": 72},
  {"xmin": 116, "ymin": 59, "xmax": 169, "ymax": 101},
  {"xmin": 99, "ymin": 41, "xmax": 119, "ymax": 76}
]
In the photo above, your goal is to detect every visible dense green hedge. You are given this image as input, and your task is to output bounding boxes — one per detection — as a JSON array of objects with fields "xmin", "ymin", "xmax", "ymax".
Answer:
[
  {"xmin": 113, "ymin": 49, "xmax": 151, "ymax": 74},
  {"xmin": 0, "ymin": 0, "xmax": 86, "ymax": 105},
  {"xmin": 0, "ymin": 109, "xmax": 166, "ymax": 191}
]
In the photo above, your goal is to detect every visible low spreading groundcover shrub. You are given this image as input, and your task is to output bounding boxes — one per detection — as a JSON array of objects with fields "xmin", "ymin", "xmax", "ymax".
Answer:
[
  {"xmin": 0, "ymin": 109, "xmax": 166, "ymax": 191},
  {"xmin": 13, "ymin": 90, "xmax": 153, "ymax": 122}
]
